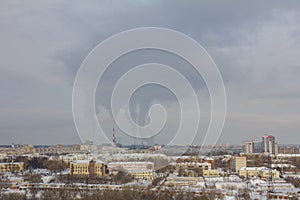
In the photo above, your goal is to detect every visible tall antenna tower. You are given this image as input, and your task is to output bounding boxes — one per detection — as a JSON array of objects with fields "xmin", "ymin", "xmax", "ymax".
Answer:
[{"xmin": 112, "ymin": 127, "xmax": 117, "ymax": 146}]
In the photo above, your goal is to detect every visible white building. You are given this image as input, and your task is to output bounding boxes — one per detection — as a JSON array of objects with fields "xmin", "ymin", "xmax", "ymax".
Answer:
[{"xmin": 108, "ymin": 161, "xmax": 154, "ymax": 171}]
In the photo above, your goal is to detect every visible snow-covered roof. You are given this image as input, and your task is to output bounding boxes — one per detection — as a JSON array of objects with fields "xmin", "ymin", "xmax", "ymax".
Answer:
[
  {"xmin": 108, "ymin": 161, "xmax": 154, "ymax": 165},
  {"xmin": 71, "ymin": 160, "xmax": 104, "ymax": 164},
  {"xmin": 239, "ymin": 167, "xmax": 278, "ymax": 172},
  {"xmin": 272, "ymin": 163, "xmax": 296, "ymax": 168},
  {"xmin": 0, "ymin": 162, "xmax": 23, "ymax": 165}
]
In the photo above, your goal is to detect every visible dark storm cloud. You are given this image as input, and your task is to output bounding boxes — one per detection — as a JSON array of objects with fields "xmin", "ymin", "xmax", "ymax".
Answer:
[{"xmin": 0, "ymin": 0, "xmax": 300, "ymax": 144}]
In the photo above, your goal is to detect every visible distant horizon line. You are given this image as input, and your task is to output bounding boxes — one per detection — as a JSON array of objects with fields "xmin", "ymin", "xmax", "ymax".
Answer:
[{"xmin": 0, "ymin": 143, "xmax": 299, "ymax": 147}]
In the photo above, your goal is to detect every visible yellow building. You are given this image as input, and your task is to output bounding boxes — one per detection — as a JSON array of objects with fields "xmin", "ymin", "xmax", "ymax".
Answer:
[
  {"xmin": 0, "ymin": 162, "xmax": 24, "ymax": 173},
  {"xmin": 230, "ymin": 156, "xmax": 247, "ymax": 172},
  {"xmin": 129, "ymin": 169, "xmax": 154, "ymax": 180},
  {"xmin": 239, "ymin": 167, "xmax": 280, "ymax": 179},
  {"xmin": 239, "ymin": 167, "xmax": 260, "ymax": 178},
  {"xmin": 260, "ymin": 169, "xmax": 280, "ymax": 179},
  {"xmin": 203, "ymin": 169, "xmax": 219, "ymax": 177},
  {"xmin": 70, "ymin": 160, "xmax": 107, "ymax": 176}
]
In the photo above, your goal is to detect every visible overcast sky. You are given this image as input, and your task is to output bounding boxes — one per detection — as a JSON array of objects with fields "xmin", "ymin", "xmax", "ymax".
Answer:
[{"xmin": 1, "ymin": 0, "xmax": 300, "ymax": 145}]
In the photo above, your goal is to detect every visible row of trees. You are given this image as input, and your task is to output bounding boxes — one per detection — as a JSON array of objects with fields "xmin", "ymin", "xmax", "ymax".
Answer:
[
  {"xmin": 56, "ymin": 170, "xmax": 134, "ymax": 185},
  {"xmin": 0, "ymin": 187, "xmax": 229, "ymax": 200},
  {"xmin": 12, "ymin": 156, "xmax": 69, "ymax": 172},
  {"xmin": 285, "ymin": 177, "xmax": 300, "ymax": 188}
]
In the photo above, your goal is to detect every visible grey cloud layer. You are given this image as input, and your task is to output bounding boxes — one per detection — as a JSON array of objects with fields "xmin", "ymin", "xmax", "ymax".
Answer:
[{"xmin": 0, "ymin": 0, "xmax": 300, "ymax": 144}]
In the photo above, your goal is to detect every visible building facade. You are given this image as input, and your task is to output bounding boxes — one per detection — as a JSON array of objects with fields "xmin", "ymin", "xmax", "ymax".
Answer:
[
  {"xmin": 244, "ymin": 135, "xmax": 278, "ymax": 155},
  {"xmin": 239, "ymin": 167, "xmax": 280, "ymax": 179},
  {"xmin": 107, "ymin": 161, "xmax": 154, "ymax": 180},
  {"xmin": 202, "ymin": 169, "xmax": 219, "ymax": 177},
  {"xmin": 108, "ymin": 161, "xmax": 154, "ymax": 171},
  {"xmin": 262, "ymin": 135, "xmax": 278, "ymax": 155},
  {"xmin": 278, "ymin": 146, "xmax": 300, "ymax": 154},
  {"xmin": 245, "ymin": 141, "xmax": 263, "ymax": 154},
  {"xmin": 70, "ymin": 160, "xmax": 107, "ymax": 176},
  {"xmin": 129, "ymin": 169, "xmax": 154, "ymax": 180},
  {"xmin": 230, "ymin": 156, "xmax": 247, "ymax": 172},
  {"xmin": 164, "ymin": 176, "xmax": 204, "ymax": 186},
  {"xmin": 0, "ymin": 162, "xmax": 24, "ymax": 173}
]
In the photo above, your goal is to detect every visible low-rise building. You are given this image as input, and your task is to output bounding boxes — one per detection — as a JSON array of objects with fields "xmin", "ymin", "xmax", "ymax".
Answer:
[
  {"xmin": 164, "ymin": 176, "xmax": 204, "ymax": 186},
  {"xmin": 239, "ymin": 167, "xmax": 280, "ymax": 179},
  {"xmin": 129, "ymin": 169, "xmax": 154, "ymax": 180},
  {"xmin": 239, "ymin": 167, "xmax": 261, "ymax": 178},
  {"xmin": 260, "ymin": 168, "xmax": 280, "ymax": 179},
  {"xmin": 108, "ymin": 161, "xmax": 154, "ymax": 180},
  {"xmin": 278, "ymin": 146, "xmax": 300, "ymax": 154},
  {"xmin": 256, "ymin": 183, "xmax": 295, "ymax": 191},
  {"xmin": 215, "ymin": 182, "xmax": 247, "ymax": 190},
  {"xmin": 203, "ymin": 169, "xmax": 219, "ymax": 177},
  {"xmin": 0, "ymin": 162, "xmax": 24, "ymax": 173},
  {"xmin": 170, "ymin": 162, "xmax": 211, "ymax": 171},
  {"xmin": 108, "ymin": 161, "xmax": 154, "ymax": 171},
  {"xmin": 70, "ymin": 160, "xmax": 107, "ymax": 176}
]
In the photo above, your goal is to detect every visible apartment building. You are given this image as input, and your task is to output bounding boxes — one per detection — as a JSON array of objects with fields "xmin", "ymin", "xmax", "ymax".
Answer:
[{"xmin": 230, "ymin": 156, "xmax": 247, "ymax": 172}]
